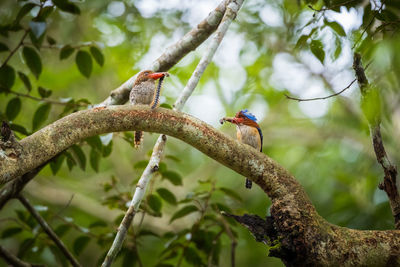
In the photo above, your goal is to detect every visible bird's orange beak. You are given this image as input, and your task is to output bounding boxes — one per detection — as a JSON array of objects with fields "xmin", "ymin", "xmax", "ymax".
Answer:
[{"xmin": 148, "ymin": 72, "xmax": 169, "ymax": 80}]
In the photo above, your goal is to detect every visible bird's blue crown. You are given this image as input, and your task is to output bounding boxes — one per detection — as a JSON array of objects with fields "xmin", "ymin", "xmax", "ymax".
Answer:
[{"xmin": 241, "ymin": 109, "xmax": 257, "ymax": 122}]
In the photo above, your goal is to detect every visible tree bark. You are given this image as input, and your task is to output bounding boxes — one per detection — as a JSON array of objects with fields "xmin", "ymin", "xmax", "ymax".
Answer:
[{"xmin": 0, "ymin": 106, "xmax": 399, "ymax": 266}]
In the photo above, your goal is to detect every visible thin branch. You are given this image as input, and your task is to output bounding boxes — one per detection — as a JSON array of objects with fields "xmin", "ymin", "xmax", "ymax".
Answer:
[
  {"xmin": 284, "ymin": 79, "xmax": 356, "ymax": 102},
  {"xmin": 352, "ymin": 0, "xmax": 385, "ymax": 49},
  {"xmin": 100, "ymin": 0, "xmax": 230, "ymax": 106},
  {"xmin": 101, "ymin": 1, "xmax": 244, "ymax": 266},
  {"xmin": 7, "ymin": 90, "xmax": 87, "ymax": 107},
  {"xmin": 285, "ymin": 62, "xmax": 371, "ymax": 102},
  {"xmin": 0, "ymin": 245, "xmax": 42, "ymax": 267},
  {"xmin": 1, "ymin": 29, "xmax": 30, "ymax": 68},
  {"xmin": 207, "ymin": 229, "xmax": 224, "ymax": 267},
  {"xmin": 218, "ymin": 213, "xmax": 237, "ymax": 267},
  {"xmin": 17, "ymin": 195, "xmax": 82, "ymax": 267},
  {"xmin": 352, "ymin": 52, "xmax": 400, "ymax": 229}
]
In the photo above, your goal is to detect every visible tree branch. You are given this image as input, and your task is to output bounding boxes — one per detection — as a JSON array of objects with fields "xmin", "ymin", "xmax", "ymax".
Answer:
[
  {"xmin": 284, "ymin": 79, "xmax": 356, "ymax": 102},
  {"xmin": 353, "ymin": 52, "xmax": 400, "ymax": 229},
  {"xmin": 101, "ymin": 0, "xmax": 244, "ymax": 265},
  {"xmin": 100, "ymin": 0, "xmax": 230, "ymax": 106},
  {"xmin": 0, "ymin": 245, "xmax": 43, "ymax": 267},
  {"xmin": 0, "ymin": 0, "xmax": 229, "ymax": 211},
  {"xmin": 0, "ymin": 98, "xmax": 399, "ymax": 265},
  {"xmin": 17, "ymin": 195, "xmax": 82, "ymax": 267}
]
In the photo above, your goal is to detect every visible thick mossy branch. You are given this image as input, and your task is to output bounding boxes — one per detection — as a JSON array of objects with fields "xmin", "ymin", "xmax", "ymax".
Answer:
[
  {"xmin": 0, "ymin": 106, "xmax": 305, "ymax": 208},
  {"xmin": 1, "ymin": 106, "xmax": 400, "ymax": 265}
]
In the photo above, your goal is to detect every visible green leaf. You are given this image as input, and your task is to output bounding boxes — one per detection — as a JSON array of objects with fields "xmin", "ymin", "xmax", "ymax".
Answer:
[
  {"xmin": 35, "ymin": 6, "xmax": 54, "ymax": 22},
  {"xmin": 90, "ymin": 46, "xmax": 104, "ymax": 66},
  {"xmin": 148, "ymin": 194, "xmax": 162, "ymax": 213},
  {"xmin": 38, "ymin": 86, "xmax": 52, "ymax": 98},
  {"xmin": 121, "ymin": 248, "xmax": 137, "ymax": 267},
  {"xmin": 310, "ymin": 40, "xmax": 325, "ymax": 64},
  {"xmin": 54, "ymin": 224, "xmax": 71, "ymax": 237},
  {"xmin": 18, "ymin": 72, "xmax": 31, "ymax": 92},
  {"xmin": 32, "ymin": 103, "xmax": 51, "ymax": 131},
  {"xmin": 169, "ymin": 205, "xmax": 199, "ymax": 223},
  {"xmin": 22, "ymin": 46, "xmax": 42, "ymax": 79},
  {"xmin": 295, "ymin": 35, "xmax": 309, "ymax": 49},
  {"xmin": 333, "ymin": 37, "xmax": 342, "ymax": 60},
  {"xmin": 50, "ymin": 154, "xmax": 65, "ymax": 175},
  {"xmin": 75, "ymin": 50, "xmax": 92, "ymax": 78},
  {"xmin": 6, "ymin": 97, "xmax": 22, "ymax": 121},
  {"xmin": 89, "ymin": 220, "xmax": 107, "ymax": 228},
  {"xmin": 2, "ymin": 227, "xmax": 23, "ymax": 238},
  {"xmin": 90, "ymin": 148, "xmax": 100, "ymax": 172},
  {"xmin": 47, "ymin": 36, "xmax": 56, "ymax": 45},
  {"xmin": 184, "ymin": 247, "xmax": 203, "ymax": 266},
  {"xmin": 10, "ymin": 123, "xmax": 29, "ymax": 135},
  {"xmin": 0, "ymin": 42, "xmax": 9, "ymax": 52},
  {"xmin": 159, "ymin": 103, "xmax": 172, "ymax": 109},
  {"xmin": 53, "ymin": 0, "xmax": 81, "ymax": 15},
  {"xmin": 134, "ymin": 160, "xmax": 149, "ymax": 169},
  {"xmin": 86, "ymin": 135, "xmax": 102, "ymax": 151},
  {"xmin": 218, "ymin": 187, "xmax": 242, "ymax": 201},
  {"xmin": 156, "ymin": 188, "xmax": 177, "ymax": 205},
  {"xmin": 73, "ymin": 236, "xmax": 90, "ymax": 256},
  {"xmin": 59, "ymin": 45, "xmax": 75, "ymax": 60},
  {"xmin": 324, "ymin": 20, "xmax": 346, "ymax": 37},
  {"xmin": 71, "ymin": 145, "xmax": 86, "ymax": 170},
  {"xmin": 166, "ymin": 155, "xmax": 180, "ymax": 162},
  {"xmin": 162, "ymin": 170, "xmax": 183, "ymax": 186},
  {"xmin": 0, "ymin": 65, "xmax": 16, "ymax": 90},
  {"xmin": 15, "ymin": 3, "xmax": 36, "ymax": 23},
  {"xmin": 65, "ymin": 151, "xmax": 76, "ymax": 171},
  {"xmin": 28, "ymin": 30, "xmax": 45, "ymax": 50},
  {"xmin": 102, "ymin": 141, "xmax": 113, "ymax": 157}
]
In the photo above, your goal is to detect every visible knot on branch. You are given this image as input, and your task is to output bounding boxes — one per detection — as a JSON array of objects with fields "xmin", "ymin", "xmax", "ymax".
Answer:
[
  {"xmin": 221, "ymin": 212, "xmax": 281, "ymax": 253},
  {"xmin": 353, "ymin": 53, "xmax": 369, "ymax": 91},
  {"xmin": 0, "ymin": 121, "xmax": 22, "ymax": 160}
]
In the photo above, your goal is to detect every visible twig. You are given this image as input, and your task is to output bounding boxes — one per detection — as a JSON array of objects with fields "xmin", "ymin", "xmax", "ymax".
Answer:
[
  {"xmin": 100, "ymin": 0, "xmax": 230, "ymax": 106},
  {"xmin": 0, "ymin": 163, "xmax": 47, "ymax": 210},
  {"xmin": 207, "ymin": 229, "xmax": 224, "ymax": 267},
  {"xmin": 0, "ymin": 245, "xmax": 42, "ymax": 267},
  {"xmin": 1, "ymin": 29, "xmax": 30, "ymax": 68},
  {"xmin": 221, "ymin": 217, "xmax": 237, "ymax": 267},
  {"xmin": 352, "ymin": 52, "xmax": 400, "ymax": 229},
  {"xmin": 8, "ymin": 90, "xmax": 87, "ymax": 107},
  {"xmin": 17, "ymin": 195, "xmax": 82, "ymax": 267},
  {"xmin": 177, "ymin": 182, "xmax": 216, "ymax": 267},
  {"xmin": 284, "ymin": 79, "xmax": 357, "ymax": 102},
  {"xmin": 285, "ymin": 62, "xmax": 371, "ymax": 102},
  {"xmin": 352, "ymin": 0, "xmax": 385, "ymax": 49},
  {"xmin": 101, "ymin": 1, "xmax": 244, "ymax": 266}
]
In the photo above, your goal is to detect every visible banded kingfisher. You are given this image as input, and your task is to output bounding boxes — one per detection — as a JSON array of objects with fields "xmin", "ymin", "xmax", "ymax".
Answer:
[
  {"xmin": 220, "ymin": 109, "xmax": 263, "ymax": 189},
  {"xmin": 129, "ymin": 70, "xmax": 169, "ymax": 147}
]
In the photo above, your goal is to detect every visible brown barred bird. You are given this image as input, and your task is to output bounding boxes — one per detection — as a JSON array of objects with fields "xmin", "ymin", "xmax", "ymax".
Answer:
[{"xmin": 129, "ymin": 70, "xmax": 169, "ymax": 147}]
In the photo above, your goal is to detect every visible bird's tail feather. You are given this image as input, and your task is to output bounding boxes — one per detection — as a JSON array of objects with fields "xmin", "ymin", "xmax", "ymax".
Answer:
[
  {"xmin": 245, "ymin": 178, "xmax": 252, "ymax": 189},
  {"xmin": 134, "ymin": 131, "xmax": 143, "ymax": 148}
]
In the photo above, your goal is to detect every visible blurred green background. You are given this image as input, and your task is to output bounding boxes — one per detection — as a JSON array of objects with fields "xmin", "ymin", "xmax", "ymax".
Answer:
[{"xmin": 1, "ymin": 0, "xmax": 400, "ymax": 266}]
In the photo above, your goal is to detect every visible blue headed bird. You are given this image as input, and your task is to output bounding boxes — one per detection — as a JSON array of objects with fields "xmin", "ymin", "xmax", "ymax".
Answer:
[{"xmin": 220, "ymin": 109, "xmax": 263, "ymax": 189}]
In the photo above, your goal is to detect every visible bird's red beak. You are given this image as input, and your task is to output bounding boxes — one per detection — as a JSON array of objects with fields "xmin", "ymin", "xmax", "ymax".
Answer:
[
  {"xmin": 220, "ymin": 117, "xmax": 242, "ymax": 125},
  {"xmin": 148, "ymin": 72, "xmax": 169, "ymax": 80}
]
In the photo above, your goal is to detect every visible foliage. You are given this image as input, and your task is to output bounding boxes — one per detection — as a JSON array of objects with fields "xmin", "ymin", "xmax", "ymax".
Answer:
[{"xmin": 1, "ymin": 0, "xmax": 400, "ymax": 266}]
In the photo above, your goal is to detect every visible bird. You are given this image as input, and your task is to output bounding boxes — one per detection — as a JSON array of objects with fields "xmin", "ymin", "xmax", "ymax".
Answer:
[
  {"xmin": 220, "ymin": 109, "xmax": 263, "ymax": 189},
  {"xmin": 129, "ymin": 70, "xmax": 169, "ymax": 147}
]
